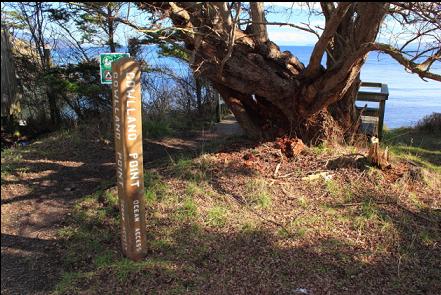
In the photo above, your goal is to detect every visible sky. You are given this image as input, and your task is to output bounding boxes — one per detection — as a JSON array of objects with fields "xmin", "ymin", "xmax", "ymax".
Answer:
[
  {"xmin": 263, "ymin": 2, "xmax": 438, "ymax": 47},
  {"xmin": 264, "ymin": 2, "xmax": 324, "ymax": 46},
  {"xmin": 3, "ymin": 2, "xmax": 437, "ymax": 52}
]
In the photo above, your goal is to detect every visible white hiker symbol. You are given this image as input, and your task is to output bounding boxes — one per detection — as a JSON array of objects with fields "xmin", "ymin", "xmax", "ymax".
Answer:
[{"xmin": 104, "ymin": 57, "xmax": 112, "ymax": 67}]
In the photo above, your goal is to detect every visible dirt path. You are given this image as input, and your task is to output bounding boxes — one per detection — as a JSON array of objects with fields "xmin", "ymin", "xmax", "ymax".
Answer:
[
  {"xmin": 1, "ymin": 135, "xmax": 115, "ymax": 294},
  {"xmin": 1, "ymin": 121, "xmax": 242, "ymax": 294}
]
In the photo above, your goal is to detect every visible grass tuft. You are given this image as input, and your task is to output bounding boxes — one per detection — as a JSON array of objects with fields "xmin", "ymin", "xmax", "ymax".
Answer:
[
  {"xmin": 206, "ymin": 206, "xmax": 228, "ymax": 227},
  {"xmin": 245, "ymin": 178, "xmax": 272, "ymax": 209}
]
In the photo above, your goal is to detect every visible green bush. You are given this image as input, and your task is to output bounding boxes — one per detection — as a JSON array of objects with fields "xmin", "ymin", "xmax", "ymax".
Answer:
[
  {"xmin": 142, "ymin": 119, "xmax": 173, "ymax": 138},
  {"xmin": 415, "ymin": 112, "xmax": 441, "ymax": 133}
]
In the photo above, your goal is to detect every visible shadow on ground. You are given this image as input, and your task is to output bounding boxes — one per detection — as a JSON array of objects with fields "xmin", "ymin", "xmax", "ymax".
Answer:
[
  {"xmin": 61, "ymin": 197, "xmax": 441, "ymax": 294},
  {"xmin": 1, "ymin": 124, "xmax": 247, "ymax": 294}
]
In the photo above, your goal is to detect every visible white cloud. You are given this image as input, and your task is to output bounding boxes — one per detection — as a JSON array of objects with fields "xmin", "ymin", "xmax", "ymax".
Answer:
[
  {"xmin": 262, "ymin": 2, "xmax": 324, "ymax": 45},
  {"xmin": 266, "ymin": 2, "xmax": 319, "ymax": 9},
  {"xmin": 267, "ymin": 27, "xmax": 317, "ymax": 46}
]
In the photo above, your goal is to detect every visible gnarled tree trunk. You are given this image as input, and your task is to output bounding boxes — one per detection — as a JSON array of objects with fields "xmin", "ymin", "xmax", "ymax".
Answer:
[{"xmin": 139, "ymin": 2, "xmax": 389, "ymax": 143}]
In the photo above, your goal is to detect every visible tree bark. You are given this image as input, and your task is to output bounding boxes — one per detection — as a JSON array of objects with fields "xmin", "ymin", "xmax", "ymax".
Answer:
[
  {"xmin": 107, "ymin": 5, "xmax": 116, "ymax": 53},
  {"xmin": 138, "ymin": 2, "xmax": 389, "ymax": 144}
]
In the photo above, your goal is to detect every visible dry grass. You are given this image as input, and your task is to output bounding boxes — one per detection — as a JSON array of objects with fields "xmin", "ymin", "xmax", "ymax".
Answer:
[
  {"xmin": 2, "ymin": 124, "xmax": 439, "ymax": 294},
  {"xmin": 53, "ymin": 134, "xmax": 441, "ymax": 294}
]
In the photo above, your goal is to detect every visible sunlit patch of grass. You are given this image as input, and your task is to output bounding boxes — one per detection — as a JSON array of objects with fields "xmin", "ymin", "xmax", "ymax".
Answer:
[
  {"xmin": 352, "ymin": 201, "xmax": 381, "ymax": 231},
  {"xmin": 185, "ymin": 181, "xmax": 202, "ymax": 197},
  {"xmin": 297, "ymin": 196, "xmax": 308, "ymax": 209},
  {"xmin": 244, "ymin": 178, "xmax": 272, "ymax": 209},
  {"xmin": 360, "ymin": 200, "xmax": 378, "ymax": 219},
  {"xmin": 171, "ymin": 155, "xmax": 212, "ymax": 183},
  {"xmin": 408, "ymin": 192, "xmax": 425, "ymax": 209},
  {"xmin": 58, "ymin": 191, "xmax": 119, "ymax": 270},
  {"xmin": 294, "ymin": 227, "xmax": 308, "ymax": 237},
  {"xmin": 390, "ymin": 147, "xmax": 441, "ymax": 173},
  {"xmin": 367, "ymin": 166, "xmax": 384, "ymax": 181},
  {"xmin": 144, "ymin": 170, "xmax": 170, "ymax": 204},
  {"xmin": 175, "ymin": 198, "xmax": 198, "ymax": 221},
  {"xmin": 240, "ymin": 220, "xmax": 258, "ymax": 233},
  {"xmin": 383, "ymin": 127, "xmax": 441, "ymax": 174},
  {"xmin": 310, "ymin": 142, "xmax": 330, "ymax": 155},
  {"xmin": 325, "ymin": 179, "xmax": 353, "ymax": 202},
  {"xmin": 206, "ymin": 206, "xmax": 228, "ymax": 227}
]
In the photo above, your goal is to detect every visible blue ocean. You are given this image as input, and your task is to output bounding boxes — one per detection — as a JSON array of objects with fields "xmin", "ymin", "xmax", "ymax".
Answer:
[
  {"xmin": 282, "ymin": 46, "xmax": 441, "ymax": 129},
  {"xmin": 59, "ymin": 45, "xmax": 440, "ymax": 129}
]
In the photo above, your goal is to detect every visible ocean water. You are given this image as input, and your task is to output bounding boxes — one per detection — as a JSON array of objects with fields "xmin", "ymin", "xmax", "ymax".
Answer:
[
  {"xmin": 56, "ymin": 45, "xmax": 440, "ymax": 128},
  {"xmin": 282, "ymin": 46, "xmax": 441, "ymax": 128}
]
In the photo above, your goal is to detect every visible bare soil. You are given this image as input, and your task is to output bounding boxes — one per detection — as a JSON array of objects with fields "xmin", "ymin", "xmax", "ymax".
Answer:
[
  {"xmin": 2, "ymin": 124, "xmax": 440, "ymax": 294},
  {"xmin": 1, "ymin": 124, "xmax": 233, "ymax": 295}
]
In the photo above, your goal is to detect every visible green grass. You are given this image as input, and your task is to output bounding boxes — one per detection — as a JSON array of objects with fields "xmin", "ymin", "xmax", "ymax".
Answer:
[
  {"xmin": 360, "ymin": 200, "xmax": 379, "ymax": 219},
  {"xmin": 11, "ymin": 124, "xmax": 438, "ymax": 294},
  {"xmin": 176, "ymin": 198, "xmax": 198, "ymax": 221},
  {"xmin": 1, "ymin": 147, "xmax": 24, "ymax": 178},
  {"xmin": 172, "ymin": 157, "xmax": 209, "ymax": 182},
  {"xmin": 240, "ymin": 220, "xmax": 258, "ymax": 233},
  {"xmin": 144, "ymin": 170, "xmax": 170, "ymax": 204},
  {"xmin": 112, "ymin": 258, "xmax": 147, "ymax": 282},
  {"xmin": 245, "ymin": 178, "xmax": 272, "ymax": 209},
  {"xmin": 325, "ymin": 179, "xmax": 353, "ymax": 203},
  {"xmin": 54, "ymin": 272, "xmax": 84, "ymax": 294},
  {"xmin": 297, "ymin": 196, "xmax": 308, "ymax": 209},
  {"xmin": 310, "ymin": 142, "xmax": 330, "ymax": 155},
  {"xmin": 383, "ymin": 128, "xmax": 441, "ymax": 173},
  {"xmin": 206, "ymin": 206, "xmax": 228, "ymax": 227},
  {"xmin": 143, "ymin": 119, "xmax": 173, "ymax": 139}
]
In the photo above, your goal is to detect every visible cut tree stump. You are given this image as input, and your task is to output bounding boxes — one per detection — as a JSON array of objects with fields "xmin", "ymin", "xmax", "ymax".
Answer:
[{"xmin": 368, "ymin": 136, "xmax": 391, "ymax": 169}]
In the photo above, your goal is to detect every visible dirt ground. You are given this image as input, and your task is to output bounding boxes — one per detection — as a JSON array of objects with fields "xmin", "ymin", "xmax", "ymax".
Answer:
[
  {"xmin": 1, "ymin": 121, "xmax": 236, "ymax": 295},
  {"xmin": 1, "ymin": 122, "xmax": 440, "ymax": 294}
]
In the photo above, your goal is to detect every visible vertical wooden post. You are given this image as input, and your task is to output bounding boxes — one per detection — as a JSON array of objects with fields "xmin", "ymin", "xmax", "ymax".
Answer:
[
  {"xmin": 378, "ymin": 100, "xmax": 385, "ymax": 140},
  {"xmin": 111, "ymin": 57, "xmax": 147, "ymax": 261},
  {"xmin": 378, "ymin": 83, "xmax": 389, "ymax": 141}
]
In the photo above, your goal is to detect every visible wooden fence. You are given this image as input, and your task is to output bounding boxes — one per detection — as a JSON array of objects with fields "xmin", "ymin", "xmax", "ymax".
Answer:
[{"xmin": 356, "ymin": 82, "xmax": 389, "ymax": 140}]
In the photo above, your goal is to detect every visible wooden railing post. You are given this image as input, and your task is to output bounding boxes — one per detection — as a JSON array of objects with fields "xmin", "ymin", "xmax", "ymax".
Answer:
[
  {"xmin": 356, "ymin": 82, "xmax": 389, "ymax": 141},
  {"xmin": 378, "ymin": 83, "xmax": 389, "ymax": 140}
]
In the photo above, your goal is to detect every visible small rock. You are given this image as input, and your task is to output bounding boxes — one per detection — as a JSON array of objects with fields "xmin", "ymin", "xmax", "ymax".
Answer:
[
  {"xmin": 302, "ymin": 171, "xmax": 333, "ymax": 181},
  {"xmin": 293, "ymin": 288, "xmax": 309, "ymax": 294}
]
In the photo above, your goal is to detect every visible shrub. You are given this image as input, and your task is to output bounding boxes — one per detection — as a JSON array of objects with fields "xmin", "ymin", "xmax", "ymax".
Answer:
[
  {"xmin": 142, "ymin": 119, "xmax": 173, "ymax": 138},
  {"xmin": 415, "ymin": 112, "xmax": 441, "ymax": 133}
]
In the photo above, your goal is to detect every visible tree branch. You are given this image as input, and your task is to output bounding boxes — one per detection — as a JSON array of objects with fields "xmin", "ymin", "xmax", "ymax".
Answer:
[
  {"xmin": 373, "ymin": 43, "xmax": 441, "ymax": 82},
  {"xmin": 250, "ymin": 2, "xmax": 267, "ymax": 44},
  {"xmin": 304, "ymin": 2, "xmax": 352, "ymax": 78}
]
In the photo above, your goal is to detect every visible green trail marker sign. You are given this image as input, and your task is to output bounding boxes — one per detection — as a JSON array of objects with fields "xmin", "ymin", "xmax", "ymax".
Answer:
[{"xmin": 100, "ymin": 53, "xmax": 130, "ymax": 84}]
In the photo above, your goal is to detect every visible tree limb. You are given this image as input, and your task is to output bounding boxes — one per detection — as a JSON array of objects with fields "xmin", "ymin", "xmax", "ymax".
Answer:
[
  {"xmin": 250, "ymin": 2, "xmax": 267, "ymax": 44},
  {"xmin": 373, "ymin": 43, "xmax": 441, "ymax": 82},
  {"xmin": 304, "ymin": 2, "xmax": 352, "ymax": 78}
]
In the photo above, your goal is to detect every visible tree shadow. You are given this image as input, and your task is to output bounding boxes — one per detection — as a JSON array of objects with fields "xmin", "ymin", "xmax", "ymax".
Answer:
[
  {"xmin": 68, "ymin": 203, "xmax": 441, "ymax": 294},
  {"xmin": 1, "ymin": 130, "xmax": 252, "ymax": 294},
  {"xmin": 1, "ymin": 233, "xmax": 64, "ymax": 294}
]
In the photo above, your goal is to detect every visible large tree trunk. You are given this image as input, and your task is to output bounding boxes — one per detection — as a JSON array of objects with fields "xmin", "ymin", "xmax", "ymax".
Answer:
[{"xmin": 139, "ymin": 2, "xmax": 388, "ymax": 144}]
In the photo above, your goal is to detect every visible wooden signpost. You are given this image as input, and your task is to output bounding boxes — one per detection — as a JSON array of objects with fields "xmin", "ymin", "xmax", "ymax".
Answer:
[{"xmin": 111, "ymin": 57, "xmax": 147, "ymax": 261}]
